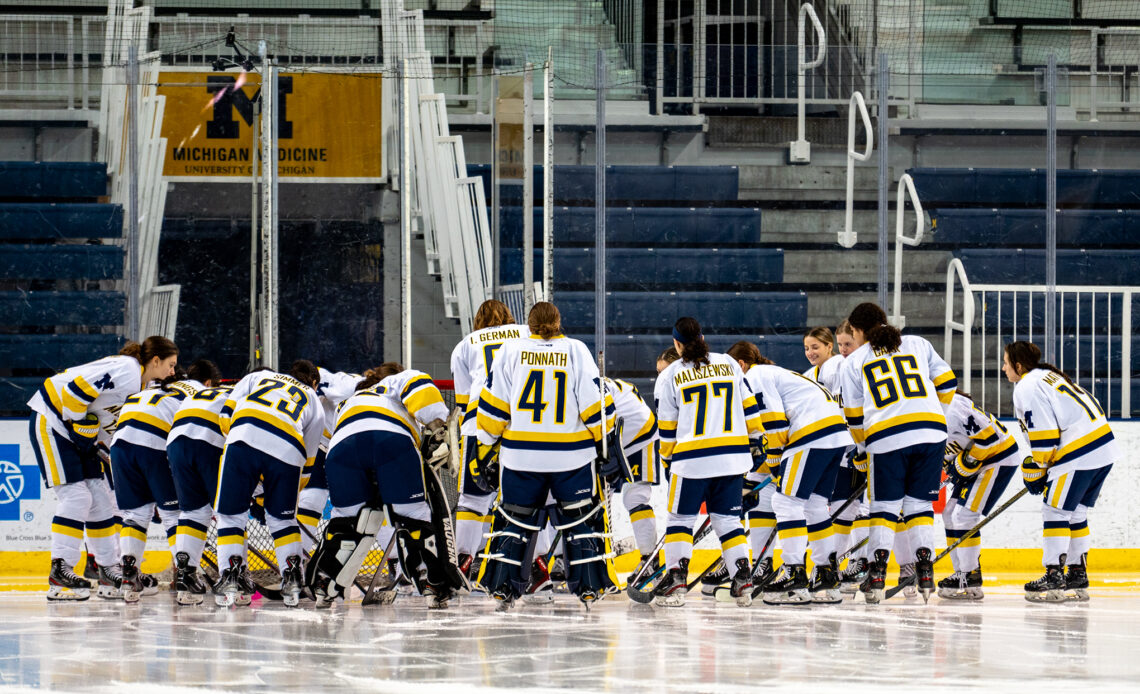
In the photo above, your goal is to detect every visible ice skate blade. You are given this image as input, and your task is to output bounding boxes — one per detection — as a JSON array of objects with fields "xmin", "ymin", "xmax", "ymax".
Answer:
[
  {"xmin": 283, "ymin": 593, "xmax": 300, "ymax": 608},
  {"xmin": 937, "ymin": 588, "xmax": 984, "ymax": 601},
  {"xmin": 1066, "ymin": 589, "xmax": 1089, "ymax": 602},
  {"xmin": 96, "ymin": 585, "xmax": 123, "ymax": 600},
  {"xmin": 762, "ymin": 589, "xmax": 811, "ymax": 605},
  {"xmin": 47, "ymin": 587, "xmax": 90, "ymax": 601},
  {"xmin": 428, "ymin": 597, "xmax": 449, "ymax": 610},
  {"xmin": 653, "ymin": 592, "xmax": 686, "ymax": 607},
  {"xmin": 176, "ymin": 591, "xmax": 204, "ymax": 605},
  {"xmin": 810, "ymin": 590, "xmax": 843, "ymax": 605},
  {"xmin": 1025, "ymin": 589, "xmax": 1066, "ymax": 603},
  {"xmin": 713, "ymin": 587, "xmax": 735, "ymax": 603},
  {"xmin": 862, "ymin": 588, "xmax": 883, "ymax": 604},
  {"xmin": 122, "ymin": 589, "xmax": 141, "ymax": 604},
  {"xmin": 215, "ymin": 593, "xmax": 233, "ymax": 607},
  {"xmin": 494, "ymin": 598, "xmax": 514, "ymax": 612},
  {"xmin": 838, "ymin": 584, "xmax": 859, "ymax": 595},
  {"xmin": 523, "ymin": 592, "xmax": 554, "ymax": 604},
  {"xmin": 734, "ymin": 594, "xmax": 753, "ymax": 607}
]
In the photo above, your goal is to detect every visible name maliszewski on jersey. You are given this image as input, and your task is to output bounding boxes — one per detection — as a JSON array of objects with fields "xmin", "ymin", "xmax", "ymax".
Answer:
[
  {"xmin": 673, "ymin": 362, "xmax": 735, "ymax": 386},
  {"xmin": 520, "ymin": 351, "xmax": 567, "ymax": 367},
  {"xmin": 471, "ymin": 328, "xmax": 521, "ymax": 345}
]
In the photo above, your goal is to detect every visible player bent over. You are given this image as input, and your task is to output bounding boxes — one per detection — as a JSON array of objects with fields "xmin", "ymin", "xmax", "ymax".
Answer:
[
  {"xmin": 166, "ymin": 361, "xmax": 227, "ymax": 605},
  {"xmin": 477, "ymin": 302, "xmax": 616, "ymax": 610},
  {"xmin": 937, "ymin": 391, "xmax": 1022, "ymax": 600},
  {"xmin": 27, "ymin": 337, "xmax": 178, "ymax": 601},
  {"xmin": 604, "ymin": 376, "xmax": 660, "ymax": 572},
  {"xmin": 306, "ymin": 364, "xmax": 464, "ymax": 609},
  {"xmin": 1005, "ymin": 341, "xmax": 1118, "ymax": 603},
  {"xmin": 652, "ymin": 318, "xmax": 765, "ymax": 607},
  {"xmin": 296, "ymin": 367, "xmax": 360, "ymax": 554},
  {"xmin": 729, "ymin": 341, "xmax": 853, "ymax": 605},
  {"xmin": 213, "ymin": 361, "xmax": 324, "ymax": 607}
]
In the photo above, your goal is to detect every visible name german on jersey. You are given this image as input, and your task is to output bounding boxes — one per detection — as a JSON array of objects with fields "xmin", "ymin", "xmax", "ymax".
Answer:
[
  {"xmin": 520, "ymin": 351, "xmax": 568, "ymax": 367},
  {"xmin": 471, "ymin": 328, "xmax": 521, "ymax": 345},
  {"xmin": 673, "ymin": 363, "xmax": 734, "ymax": 386}
]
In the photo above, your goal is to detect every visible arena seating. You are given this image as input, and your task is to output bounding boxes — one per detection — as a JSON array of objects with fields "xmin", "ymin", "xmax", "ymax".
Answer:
[
  {"xmin": 582, "ymin": 333, "xmax": 808, "ymax": 376},
  {"xmin": 909, "ymin": 168, "xmax": 1140, "ymax": 206},
  {"xmin": 558, "ymin": 291, "xmax": 807, "ymax": 333},
  {"xmin": 469, "ymin": 164, "xmax": 740, "ymax": 203},
  {"xmin": 953, "ymin": 249, "xmax": 1140, "ymax": 285},
  {"xmin": 499, "ymin": 206, "xmax": 763, "ymax": 246},
  {"xmin": 931, "ymin": 209, "xmax": 1140, "ymax": 247},
  {"xmin": 0, "ymin": 161, "xmax": 124, "ymax": 413}
]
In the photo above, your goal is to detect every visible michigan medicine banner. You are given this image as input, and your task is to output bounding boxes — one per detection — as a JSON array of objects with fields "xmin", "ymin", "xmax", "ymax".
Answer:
[{"xmin": 157, "ymin": 70, "xmax": 384, "ymax": 182}]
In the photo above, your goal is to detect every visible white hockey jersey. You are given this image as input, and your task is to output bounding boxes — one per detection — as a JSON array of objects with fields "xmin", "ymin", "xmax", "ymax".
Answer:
[
  {"xmin": 840, "ymin": 335, "xmax": 956, "ymax": 455},
  {"xmin": 221, "ymin": 371, "xmax": 324, "ymax": 469},
  {"xmin": 745, "ymin": 364, "xmax": 852, "ymax": 468},
  {"xmin": 112, "ymin": 380, "xmax": 204, "ymax": 451},
  {"xmin": 28, "ymin": 355, "xmax": 145, "ymax": 443},
  {"xmin": 329, "ymin": 369, "xmax": 449, "ymax": 451},
  {"xmin": 803, "ymin": 354, "xmax": 845, "ymax": 399},
  {"xmin": 477, "ymin": 334, "xmax": 614, "ymax": 473},
  {"xmin": 317, "ymin": 367, "xmax": 361, "ymax": 450},
  {"xmin": 169, "ymin": 385, "xmax": 233, "ymax": 449},
  {"xmin": 606, "ymin": 377, "xmax": 658, "ymax": 457},
  {"xmin": 654, "ymin": 353, "xmax": 764, "ymax": 479},
  {"xmin": 450, "ymin": 323, "xmax": 527, "ymax": 435},
  {"xmin": 1013, "ymin": 369, "xmax": 1119, "ymax": 481},
  {"xmin": 944, "ymin": 393, "xmax": 1021, "ymax": 468}
]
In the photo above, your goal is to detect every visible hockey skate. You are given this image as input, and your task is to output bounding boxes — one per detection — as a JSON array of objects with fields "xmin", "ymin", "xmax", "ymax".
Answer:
[
  {"xmin": 280, "ymin": 555, "xmax": 304, "ymax": 607},
  {"xmin": 860, "ymin": 550, "xmax": 889, "ymax": 604},
  {"xmin": 174, "ymin": 552, "xmax": 207, "ymax": 605},
  {"xmin": 1024, "ymin": 565, "xmax": 1066, "ymax": 603},
  {"xmin": 809, "ymin": 565, "xmax": 843, "ymax": 605},
  {"xmin": 47, "ymin": 558, "xmax": 91, "ymax": 601},
  {"xmin": 120, "ymin": 555, "xmax": 144, "ymax": 603},
  {"xmin": 96, "ymin": 562, "xmax": 125, "ymax": 600},
  {"xmin": 457, "ymin": 553, "xmax": 482, "ymax": 592},
  {"xmin": 83, "ymin": 555, "xmax": 99, "ymax": 581},
  {"xmin": 915, "ymin": 548, "xmax": 935, "ymax": 604},
  {"xmin": 839, "ymin": 557, "xmax": 868, "ymax": 594},
  {"xmin": 141, "ymin": 572, "xmax": 159, "ymax": 596},
  {"xmin": 700, "ymin": 560, "xmax": 729, "ymax": 597},
  {"xmin": 1065, "ymin": 554, "xmax": 1090, "ymax": 602},
  {"xmin": 652, "ymin": 558, "xmax": 689, "ymax": 607},
  {"xmin": 762, "ymin": 564, "xmax": 810, "ymax": 605},
  {"xmin": 937, "ymin": 567, "xmax": 984, "ymax": 601},
  {"xmin": 898, "ymin": 563, "xmax": 918, "ymax": 599},
  {"xmin": 214, "ymin": 557, "xmax": 254, "ymax": 607},
  {"xmin": 523, "ymin": 557, "xmax": 554, "ymax": 604},
  {"xmin": 728, "ymin": 558, "xmax": 753, "ymax": 607}
]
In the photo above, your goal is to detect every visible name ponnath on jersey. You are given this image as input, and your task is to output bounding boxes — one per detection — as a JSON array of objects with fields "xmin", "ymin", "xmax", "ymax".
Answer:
[{"xmin": 520, "ymin": 351, "xmax": 568, "ymax": 367}]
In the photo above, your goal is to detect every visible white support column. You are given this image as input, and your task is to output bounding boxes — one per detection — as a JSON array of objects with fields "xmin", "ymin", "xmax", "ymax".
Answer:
[
  {"xmin": 400, "ymin": 60, "xmax": 413, "ymax": 368},
  {"xmin": 259, "ymin": 44, "xmax": 279, "ymax": 371},
  {"xmin": 543, "ymin": 50, "xmax": 554, "ymax": 302},
  {"xmin": 523, "ymin": 63, "xmax": 535, "ymax": 313}
]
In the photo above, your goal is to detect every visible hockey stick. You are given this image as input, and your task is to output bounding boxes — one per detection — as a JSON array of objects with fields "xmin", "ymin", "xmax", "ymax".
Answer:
[
  {"xmin": 245, "ymin": 541, "xmax": 284, "ymax": 601},
  {"xmin": 626, "ymin": 515, "xmax": 718, "ymax": 604},
  {"xmin": 361, "ymin": 530, "xmax": 401, "ymax": 606},
  {"xmin": 884, "ymin": 486, "xmax": 1028, "ymax": 600}
]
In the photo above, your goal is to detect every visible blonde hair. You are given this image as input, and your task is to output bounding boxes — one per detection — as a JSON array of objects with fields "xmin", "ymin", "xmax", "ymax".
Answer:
[
  {"xmin": 805, "ymin": 326, "xmax": 836, "ymax": 349},
  {"xmin": 835, "ymin": 319, "xmax": 854, "ymax": 337}
]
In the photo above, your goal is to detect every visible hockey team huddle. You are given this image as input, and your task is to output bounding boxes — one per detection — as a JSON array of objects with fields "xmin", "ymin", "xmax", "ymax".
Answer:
[{"xmin": 27, "ymin": 298, "xmax": 1117, "ymax": 611}]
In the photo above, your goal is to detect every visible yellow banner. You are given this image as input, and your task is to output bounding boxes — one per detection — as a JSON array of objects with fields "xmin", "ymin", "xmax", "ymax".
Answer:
[{"xmin": 157, "ymin": 70, "xmax": 383, "ymax": 180}]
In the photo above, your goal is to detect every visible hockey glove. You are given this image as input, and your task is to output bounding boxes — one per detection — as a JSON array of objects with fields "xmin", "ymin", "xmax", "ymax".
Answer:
[
  {"xmin": 68, "ymin": 413, "xmax": 101, "ymax": 454},
  {"xmin": 742, "ymin": 477, "xmax": 765, "ymax": 513},
  {"xmin": 471, "ymin": 442, "xmax": 501, "ymax": 494},
  {"xmin": 420, "ymin": 418, "xmax": 449, "ymax": 467},
  {"xmin": 1020, "ymin": 456, "xmax": 1048, "ymax": 496},
  {"xmin": 851, "ymin": 451, "xmax": 870, "ymax": 473},
  {"xmin": 946, "ymin": 451, "xmax": 982, "ymax": 487}
]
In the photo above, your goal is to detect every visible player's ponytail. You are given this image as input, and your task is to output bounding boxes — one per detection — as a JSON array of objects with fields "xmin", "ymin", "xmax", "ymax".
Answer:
[
  {"xmin": 848, "ymin": 302, "xmax": 901, "ymax": 353},
  {"xmin": 1004, "ymin": 340, "xmax": 1075, "ymax": 385},
  {"xmin": 673, "ymin": 317, "xmax": 710, "ymax": 366},
  {"xmin": 527, "ymin": 302, "xmax": 562, "ymax": 340},
  {"xmin": 288, "ymin": 359, "xmax": 320, "ymax": 388},
  {"xmin": 355, "ymin": 362, "xmax": 405, "ymax": 391},
  {"xmin": 474, "ymin": 299, "xmax": 516, "ymax": 331},
  {"xmin": 186, "ymin": 358, "xmax": 222, "ymax": 386},
  {"xmin": 727, "ymin": 340, "xmax": 774, "ymax": 367},
  {"xmin": 119, "ymin": 335, "xmax": 179, "ymax": 365}
]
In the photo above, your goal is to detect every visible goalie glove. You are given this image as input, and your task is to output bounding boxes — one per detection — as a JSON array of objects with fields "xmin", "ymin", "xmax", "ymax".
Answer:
[
  {"xmin": 1020, "ymin": 456, "xmax": 1048, "ymax": 496},
  {"xmin": 420, "ymin": 419, "xmax": 449, "ymax": 467}
]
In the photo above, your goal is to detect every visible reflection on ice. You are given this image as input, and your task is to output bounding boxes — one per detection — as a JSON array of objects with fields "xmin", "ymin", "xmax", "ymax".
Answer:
[{"xmin": 0, "ymin": 586, "xmax": 1136, "ymax": 692}]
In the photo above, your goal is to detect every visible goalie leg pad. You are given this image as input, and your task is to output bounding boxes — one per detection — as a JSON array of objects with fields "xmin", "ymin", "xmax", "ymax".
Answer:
[
  {"xmin": 304, "ymin": 507, "xmax": 384, "ymax": 601},
  {"xmin": 553, "ymin": 498, "xmax": 613, "ymax": 599},
  {"xmin": 391, "ymin": 503, "xmax": 466, "ymax": 598},
  {"xmin": 481, "ymin": 503, "xmax": 542, "ymax": 600}
]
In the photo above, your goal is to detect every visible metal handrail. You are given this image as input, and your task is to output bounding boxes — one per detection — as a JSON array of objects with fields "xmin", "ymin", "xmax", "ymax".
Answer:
[
  {"xmin": 890, "ymin": 173, "xmax": 924, "ymax": 328},
  {"xmin": 838, "ymin": 90, "xmax": 872, "ymax": 248},
  {"xmin": 943, "ymin": 258, "xmax": 975, "ymax": 393},
  {"xmin": 790, "ymin": 3, "xmax": 826, "ymax": 162}
]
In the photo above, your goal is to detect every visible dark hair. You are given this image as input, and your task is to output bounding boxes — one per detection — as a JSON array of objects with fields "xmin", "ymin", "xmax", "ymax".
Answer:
[
  {"xmin": 119, "ymin": 336, "xmax": 179, "ymax": 365},
  {"xmin": 727, "ymin": 340, "xmax": 774, "ymax": 367},
  {"xmin": 288, "ymin": 359, "xmax": 321, "ymax": 388},
  {"xmin": 528, "ymin": 302, "xmax": 562, "ymax": 340},
  {"xmin": 657, "ymin": 346, "xmax": 680, "ymax": 364},
  {"xmin": 804, "ymin": 327, "xmax": 836, "ymax": 350},
  {"xmin": 355, "ymin": 362, "xmax": 405, "ymax": 391},
  {"xmin": 673, "ymin": 317, "xmax": 710, "ymax": 366},
  {"xmin": 1004, "ymin": 341, "xmax": 1074, "ymax": 385},
  {"xmin": 955, "ymin": 389, "xmax": 973, "ymax": 400},
  {"xmin": 186, "ymin": 359, "xmax": 222, "ymax": 386},
  {"xmin": 160, "ymin": 369, "xmax": 187, "ymax": 388},
  {"xmin": 474, "ymin": 300, "xmax": 516, "ymax": 331},
  {"xmin": 848, "ymin": 302, "xmax": 901, "ymax": 353}
]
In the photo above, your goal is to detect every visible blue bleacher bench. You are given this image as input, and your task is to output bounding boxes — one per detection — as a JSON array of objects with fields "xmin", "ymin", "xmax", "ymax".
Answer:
[
  {"xmin": 558, "ymin": 291, "xmax": 807, "ymax": 332},
  {"xmin": 0, "ymin": 244, "xmax": 122, "ymax": 280},
  {"xmin": 955, "ymin": 248, "xmax": 1140, "ymax": 285},
  {"xmin": 468, "ymin": 164, "xmax": 739, "ymax": 203},
  {"xmin": 0, "ymin": 162, "xmax": 108, "ymax": 198},
  {"xmin": 498, "ymin": 206, "xmax": 763, "ymax": 246},
  {"xmin": 909, "ymin": 167, "xmax": 1140, "ymax": 207},
  {"xmin": 0, "ymin": 291, "xmax": 124, "ymax": 326},
  {"xmin": 932, "ymin": 208, "xmax": 1139, "ymax": 247},
  {"xmin": 0, "ymin": 334, "xmax": 124, "ymax": 370},
  {"xmin": 0, "ymin": 203, "xmax": 123, "ymax": 239}
]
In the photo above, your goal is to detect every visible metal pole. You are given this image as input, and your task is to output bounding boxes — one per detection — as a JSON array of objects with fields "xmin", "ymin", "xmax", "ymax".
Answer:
[
  {"xmin": 655, "ymin": 0, "xmax": 664, "ymax": 115},
  {"xmin": 126, "ymin": 43, "xmax": 139, "ymax": 339},
  {"xmin": 249, "ymin": 94, "xmax": 260, "ymax": 367},
  {"xmin": 491, "ymin": 74, "xmax": 500, "ymax": 300},
  {"xmin": 877, "ymin": 53, "xmax": 889, "ymax": 308},
  {"xmin": 543, "ymin": 51, "xmax": 554, "ymax": 302},
  {"xmin": 523, "ymin": 63, "xmax": 535, "ymax": 312},
  {"xmin": 1045, "ymin": 53, "xmax": 1058, "ymax": 363},
  {"xmin": 260, "ymin": 42, "xmax": 279, "ymax": 371},
  {"xmin": 595, "ymin": 50, "xmax": 606, "ymax": 357},
  {"xmin": 400, "ymin": 60, "xmax": 413, "ymax": 368}
]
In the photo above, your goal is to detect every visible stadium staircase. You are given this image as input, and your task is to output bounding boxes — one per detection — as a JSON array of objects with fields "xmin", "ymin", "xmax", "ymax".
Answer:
[{"xmin": 0, "ymin": 161, "xmax": 126, "ymax": 414}]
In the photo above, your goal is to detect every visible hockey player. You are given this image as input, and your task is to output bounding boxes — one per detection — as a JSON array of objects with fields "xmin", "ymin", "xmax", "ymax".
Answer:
[
  {"xmin": 729, "ymin": 341, "xmax": 853, "ymax": 605},
  {"xmin": 109, "ymin": 361, "xmax": 217, "ymax": 601},
  {"xmin": 27, "ymin": 337, "xmax": 179, "ymax": 601},
  {"xmin": 213, "ymin": 360, "xmax": 324, "ymax": 607},
  {"xmin": 835, "ymin": 320, "xmax": 857, "ymax": 358},
  {"xmin": 840, "ymin": 302, "xmax": 957, "ymax": 604},
  {"xmin": 606, "ymin": 377, "xmax": 660, "ymax": 570},
  {"xmin": 166, "ymin": 360, "xmax": 227, "ymax": 605},
  {"xmin": 1004, "ymin": 341, "xmax": 1118, "ymax": 603},
  {"xmin": 297, "ymin": 367, "xmax": 360, "ymax": 553},
  {"xmin": 307, "ymin": 363, "xmax": 459, "ymax": 608},
  {"xmin": 803, "ymin": 327, "xmax": 844, "ymax": 393},
  {"xmin": 937, "ymin": 391, "xmax": 1023, "ymax": 600},
  {"xmin": 477, "ymin": 302, "xmax": 616, "ymax": 609},
  {"xmin": 450, "ymin": 300, "xmax": 527, "ymax": 581},
  {"xmin": 652, "ymin": 318, "xmax": 764, "ymax": 607}
]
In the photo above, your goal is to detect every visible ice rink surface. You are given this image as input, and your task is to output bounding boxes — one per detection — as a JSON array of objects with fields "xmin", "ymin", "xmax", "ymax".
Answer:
[{"xmin": 1, "ymin": 584, "xmax": 1138, "ymax": 693}]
